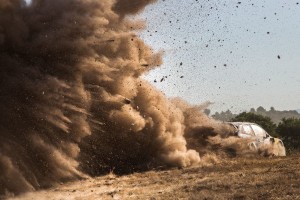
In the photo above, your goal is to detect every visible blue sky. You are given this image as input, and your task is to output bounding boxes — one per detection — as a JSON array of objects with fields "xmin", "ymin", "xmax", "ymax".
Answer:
[{"xmin": 137, "ymin": 0, "xmax": 300, "ymax": 113}]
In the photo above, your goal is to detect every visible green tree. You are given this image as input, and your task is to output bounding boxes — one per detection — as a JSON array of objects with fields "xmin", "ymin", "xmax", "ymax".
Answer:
[
  {"xmin": 231, "ymin": 112, "xmax": 277, "ymax": 136},
  {"xmin": 257, "ymin": 106, "xmax": 266, "ymax": 113},
  {"xmin": 204, "ymin": 109, "xmax": 211, "ymax": 116},
  {"xmin": 212, "ymin": 110, "xmax": 236, "ymax": 122},
  {"xmin": 276, "ymin": 118, "xmax": 300, "ymax": 150},
  {"xmin": 270, "ymin": 107, "xmax": 275, "ymax": 112}
]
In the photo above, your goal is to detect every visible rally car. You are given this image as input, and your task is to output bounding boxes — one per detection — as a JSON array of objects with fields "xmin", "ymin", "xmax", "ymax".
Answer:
[{"xmin": 228, "ymin": 122, "xmax": 286, "ymax": 156}]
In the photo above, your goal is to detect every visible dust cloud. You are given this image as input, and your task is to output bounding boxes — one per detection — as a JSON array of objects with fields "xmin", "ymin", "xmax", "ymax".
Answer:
[{"xmin": 0, "ymin": 0, "xmax": 252, "ymax": 197}]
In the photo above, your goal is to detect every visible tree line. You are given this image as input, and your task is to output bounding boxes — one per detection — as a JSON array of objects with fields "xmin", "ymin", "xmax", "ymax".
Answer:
[{"xmin": 211, "ymin": 106, "xmax": 300, "ymax": 124}]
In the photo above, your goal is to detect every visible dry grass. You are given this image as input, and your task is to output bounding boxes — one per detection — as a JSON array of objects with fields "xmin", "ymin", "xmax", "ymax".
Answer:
[{"xmin": 7, "ymin": 155, "xmax": 300, "ymax": 200}]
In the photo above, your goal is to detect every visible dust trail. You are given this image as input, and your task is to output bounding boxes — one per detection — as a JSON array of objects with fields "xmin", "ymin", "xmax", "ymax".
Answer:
[
  {"xmin": 0, "ymin": 0, "xmax": 201, "ymax": 196},
  {"xmin": 0, "ymin": 0, "xmax": 263, "ymax": 197},
  {"xmin": 171, "ymin": 98, "xmax": 244, "ymax": 157}
]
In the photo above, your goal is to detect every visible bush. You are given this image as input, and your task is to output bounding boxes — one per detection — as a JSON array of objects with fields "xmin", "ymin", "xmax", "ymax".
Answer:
[{"xmin": 277, "ymin": 118, "xmax": 300, "ymax": 151}]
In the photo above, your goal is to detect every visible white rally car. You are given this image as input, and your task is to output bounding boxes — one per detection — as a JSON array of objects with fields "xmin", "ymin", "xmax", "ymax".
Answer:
[{"xmin": 228, "ymin": 122, "xmax": 286, "ymax": 156}]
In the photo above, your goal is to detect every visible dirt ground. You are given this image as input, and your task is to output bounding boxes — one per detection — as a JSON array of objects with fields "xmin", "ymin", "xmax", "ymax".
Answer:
[{"xmin": 8, "ymin": 154, "xmax": 300, "ymax": 200}]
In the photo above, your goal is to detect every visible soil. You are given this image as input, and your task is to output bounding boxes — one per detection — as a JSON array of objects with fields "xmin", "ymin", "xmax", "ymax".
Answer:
[{"xmin": 8, "ymin": 154, "xmax": 300, "ymax": 200}]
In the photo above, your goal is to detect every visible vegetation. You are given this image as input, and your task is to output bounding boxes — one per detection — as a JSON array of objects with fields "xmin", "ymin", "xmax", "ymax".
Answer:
[
  {"xmin": 277, "ymin": 118, "xmax": 300, "ymax": 151},
  {"xmin": 211, "ymin": 110, "xmax": 236, "ymax": 122},
  {"xmin": 212, "ymin": 106, "xmax": 300, "ymax": 124},
  {"xmin": 254, "ymin": 106, "xmax": 300, "ymax": 124}
]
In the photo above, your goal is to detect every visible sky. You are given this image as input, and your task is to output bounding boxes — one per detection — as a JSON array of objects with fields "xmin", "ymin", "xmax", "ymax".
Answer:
[
  {"xmin": 23, "ymin": 0, "xmax": 300, "ymax": 113},
  {"xmin": 136, "ymin": 0, "xmax": 300, "ymax": 113}
]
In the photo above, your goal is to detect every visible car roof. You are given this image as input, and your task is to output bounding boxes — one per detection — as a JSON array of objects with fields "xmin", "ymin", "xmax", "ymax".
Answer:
[
  {"xmin": 227, "ymin": 122, "xmax": 272, "ymax": 137},
  {"xmin": 227, "ymin": 122, "xmax": 258, "ymax": 126}
]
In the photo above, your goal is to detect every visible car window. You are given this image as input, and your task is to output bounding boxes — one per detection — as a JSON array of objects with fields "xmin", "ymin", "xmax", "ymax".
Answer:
[
  {"xmin": 251, "ymin": 125, "xmax": 267, "ymax": 138},
  {"xmin": 240, "ymin": 125, "xmax": 254, "ymax": 136}
]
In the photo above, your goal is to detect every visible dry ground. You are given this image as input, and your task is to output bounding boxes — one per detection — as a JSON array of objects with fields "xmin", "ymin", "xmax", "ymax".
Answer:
[{"xmin": 8, "ymin": 154, "xmax": 300, "ymax": 200}]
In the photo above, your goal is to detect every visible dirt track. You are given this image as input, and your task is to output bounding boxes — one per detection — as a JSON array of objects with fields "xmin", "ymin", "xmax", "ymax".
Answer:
[{"xmin": 8, "ymin": 155, "xmax": 300, "ymax": 200}]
